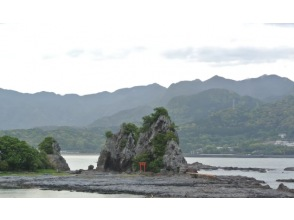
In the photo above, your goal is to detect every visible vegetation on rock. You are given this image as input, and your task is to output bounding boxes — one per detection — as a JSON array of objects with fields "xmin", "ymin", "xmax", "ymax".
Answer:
[
  {"xmin": 38, "ymin": 136, "xmax": 56, "ymax": 154},
  {"xmin": 0, "ymin": 136, "xmax": 52, "ymax": 171}
]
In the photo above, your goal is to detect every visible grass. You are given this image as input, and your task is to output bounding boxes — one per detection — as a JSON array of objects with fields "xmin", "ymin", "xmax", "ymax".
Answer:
[{"xmin": 0, "ymin": 169, "xmax": 70, "ymax": 177}]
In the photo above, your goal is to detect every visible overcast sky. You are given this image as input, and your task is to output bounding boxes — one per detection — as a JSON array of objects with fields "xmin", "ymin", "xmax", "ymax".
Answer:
[{"xmin": 1, "ymin": 1, "xmax": 294, "ymax": 95}]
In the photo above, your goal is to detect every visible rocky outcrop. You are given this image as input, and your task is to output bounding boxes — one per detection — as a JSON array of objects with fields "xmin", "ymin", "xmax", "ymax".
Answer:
[
  {"xmin": 1, "ymin": 173, "xmax": 294, "ymax": 198},
  {"xmin": 276, "ymin": 179, "xmax": 294, "ymax": 183},
  {"xmin": 97, "ymin": 108, "xmax": 187, "ymax": 173},
  {"xmin": 46, "ymin": 140, "xmax": 70, "ymax": 171},
  {"xmin": 277, "ymin": 183, "xmax": 294, "ymax": 193},
  {"xmin": 188, "ymin": 162, "xmax": 267, "ymax": 173},
  {"xmin": 97, "ymin": 128, "xmax": 136, "ymax": 172}
]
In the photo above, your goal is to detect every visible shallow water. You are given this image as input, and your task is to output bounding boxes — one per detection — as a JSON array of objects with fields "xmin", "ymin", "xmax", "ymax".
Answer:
[
  {"xmin": 0, "ymin": 188, "xmax": 143, "ymax": 198},
  {"xmin": 186, "ymin": 157, "xmax": 294, "ymax": 189}
]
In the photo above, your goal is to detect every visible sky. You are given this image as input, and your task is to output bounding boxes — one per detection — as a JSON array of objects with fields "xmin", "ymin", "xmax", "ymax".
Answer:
[{"xmin": 1, "ymin": 1, "xmax": 294, "ymax": 95}]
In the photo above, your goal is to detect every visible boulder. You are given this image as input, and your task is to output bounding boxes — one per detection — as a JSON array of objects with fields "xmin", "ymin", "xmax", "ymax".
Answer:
[
  {"xmin": 284, "ymin": 167, "xmax": 294, "ymax": 171},
  {"xmin": 47, "ymin": 154, "xmax": 70, "ymax": 171},
  {"xmin": 88, "ymin": 165, "xmax": 94, "ymax": 170}
]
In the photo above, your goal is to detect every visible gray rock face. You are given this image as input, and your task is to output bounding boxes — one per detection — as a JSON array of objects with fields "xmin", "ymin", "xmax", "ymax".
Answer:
[
  {"xmin": 97, "ymin": 127, "xmax": 136, "ymax": 172},
  {"xmin": 47, "ymin": 154, "xmax": 70, "ymax": 171},
  {"xmin": 47, "ymin": 141, "xmax": 70, "ymax": 171},
  {"xmin": 97, "ymin": 114, "xmax": 187, "ymax": 173},
  {"xmin": 163, "ymin": 140, "xmax": 187, "ymax": 172}
]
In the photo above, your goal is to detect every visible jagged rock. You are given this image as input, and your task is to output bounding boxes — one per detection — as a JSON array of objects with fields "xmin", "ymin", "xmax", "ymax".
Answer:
[
  {"xmin": 163, "ymin": 140, "xmax": 187, "ymax": 173},
  {"xmin": 277, "ymin": 183, "xmax": 294, "ymax": 193},
  {"xmin": 97, "ymin": 108, "xmax": 187, "ymax": 173},
  {"xmin": 97, "ymin": 126, "xmax": 136, "ymax": 172}
]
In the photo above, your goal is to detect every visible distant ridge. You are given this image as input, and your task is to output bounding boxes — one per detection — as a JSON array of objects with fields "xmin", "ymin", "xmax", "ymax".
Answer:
[{"xmin": 1, "ymin": 74, "xmax": 294, "ymax": 130}]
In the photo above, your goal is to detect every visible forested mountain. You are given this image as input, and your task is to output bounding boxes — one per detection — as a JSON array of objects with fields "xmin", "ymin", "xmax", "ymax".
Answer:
[
  {"xmin": 161, "ymin": 74, "xmax": 294, "ymax": 103},
  {"xmin": 178, "ymin": 95, "xmax": 294, "ymax": 155},
  {"xmin": 167, "ymin": 89, "xmax": 261, "ymax": 124},
  {"xmin": 89, "ymin": 106, "xmax": 154, "ymax": 127},
  {"xmin": 1, "ymin": 74, "xmax": 294, "ymax": 130},
  {"xmin": 0, "ymin": 83, "xmax": 165, "ymax": 129}
]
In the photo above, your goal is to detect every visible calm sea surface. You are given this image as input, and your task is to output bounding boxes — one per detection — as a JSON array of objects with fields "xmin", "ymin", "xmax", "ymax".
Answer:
[{"xmin": 0, "ymin": 154, "xmax": 293, "ymax": 197}]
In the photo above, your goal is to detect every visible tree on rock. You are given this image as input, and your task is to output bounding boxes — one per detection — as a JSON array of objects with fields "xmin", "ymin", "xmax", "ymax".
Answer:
[
  {"xmin": 38, "ymin": 137, "xmax": 59, "ymax": 154},
  {"xmin": 38, "ymin": 137, "xmax": 70, "ymax": 171}
]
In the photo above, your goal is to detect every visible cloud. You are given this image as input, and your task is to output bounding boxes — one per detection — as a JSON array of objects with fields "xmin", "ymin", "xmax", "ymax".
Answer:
[
  {"xmin": 266, "ymin": 23, "xmax": 294, "ymax": 28},
  {"xmin": 163, "ymin": 47, "xmax": 294, "ymax": 65},
  {"xmin": 67, "ymin": 49, "xmax": 85, "ymax": 58},
  {"xmin": 91, "ymin": 47, "xmax": 146, "ymax": 60}
]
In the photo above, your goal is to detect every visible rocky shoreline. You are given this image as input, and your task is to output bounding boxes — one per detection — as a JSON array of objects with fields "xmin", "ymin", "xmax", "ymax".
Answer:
[
  {"xmin": 189, "ymin": 162, "xmax": 268, "ymax": 173},
  {"xmin": 1, "ymin": 170, "xmax": 294, "ymax": 198}
]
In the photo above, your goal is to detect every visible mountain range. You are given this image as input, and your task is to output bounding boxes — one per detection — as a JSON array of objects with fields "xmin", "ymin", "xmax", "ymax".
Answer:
[
  {"xmin": 2, "ymin": 74, "xmax": 294, "ymax": 155},
  {"xmin": 1, "ymin": 74, "xmax": 294, "ymax": 130}
]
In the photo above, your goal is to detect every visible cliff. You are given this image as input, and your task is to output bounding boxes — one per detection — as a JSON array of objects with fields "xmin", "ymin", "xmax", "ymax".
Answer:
[{"xmin": 96, "ymin": 107, "xmax": 187, "ymax": 173}]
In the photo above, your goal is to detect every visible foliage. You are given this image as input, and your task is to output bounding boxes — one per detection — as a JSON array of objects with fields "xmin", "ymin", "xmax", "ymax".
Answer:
[
  {"xmin": 38, "ymin": 137, "xmax": 56, "ymax": 154},
  {"xmin": 0, "ymin": 136, "xmax": 52, "ymax": 171},
  {"xmin": 105, "ymin": 131, "xmax": 113, "ymax": 138},
  {"xmin": 132, "ymin": 131, "xmax": 179, "ymax": 172},
  {"xmin": 0, "ymin": 126, "xmax": 107, "ymax": 153},
  {"xmin": 121, "ymin": 123, "xmax": 139, "ymax": 144},
  {"xmin": 141, "ymin": 107, "xmax": 170, "ymax": 132},
  {"xmin": 132, "ymin": 153, "xmax": 152, "ymax": 171},
  {"xmin": 179, "ymin": 95, "xmax": 294, "ymax": 155}
]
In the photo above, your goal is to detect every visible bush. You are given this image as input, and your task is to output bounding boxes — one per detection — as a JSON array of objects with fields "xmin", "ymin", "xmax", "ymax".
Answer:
[
  {"xmin": 122, "ymin": 123, "xmax": 139, "ymax": 144},
  {"xmin": 38, "ymin": 137, "xmax": 56, "ymax": 154},
  {"xmin": 0, "ymin": 161, "xmax": 9, "ymax": 171},
  {"xmin": 141, "ymin": 107, "xmax": 170, "ymax": 132},
  {"xmin": 105, "ymin": 131, "xmax": 113, "ymax": 139},
  {"xmin": 0, "ymin": 136, "xmax": 52, "ymax": 171}
]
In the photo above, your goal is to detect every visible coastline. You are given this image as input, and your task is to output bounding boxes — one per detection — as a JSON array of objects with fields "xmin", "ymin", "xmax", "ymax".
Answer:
[{"xmin": 1, "ymin": 170, "xmax": 294, "ymax": 198}]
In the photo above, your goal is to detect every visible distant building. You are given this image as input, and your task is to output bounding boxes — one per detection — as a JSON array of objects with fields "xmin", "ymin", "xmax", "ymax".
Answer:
[{"xmin": 278, "ymin": 133, "xmax": 287, "ymax": 139}]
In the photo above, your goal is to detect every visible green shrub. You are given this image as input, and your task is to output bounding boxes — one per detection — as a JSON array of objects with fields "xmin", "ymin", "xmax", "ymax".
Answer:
[
  {"xmin": 122, "ymin": 123, "xmax": 139, "ymax": 144},
  {"xmin": 105, "ymin": 131, "xmax": 113, "ymax": 139},
  {"xmin": 0, "ymin": 161, "xmax": 9, "ymax": 171},
  {"xmin": 0, "ymin": 136, "xmax": 52, "ymax": 171},
  {"xmin": 119, "ymin": 139, "xmax": 127, "ymax": 148},
  {"xmin": 38, "ymin": 137, "xmax": 56, "ymax": 154},
  {"xmin": 141, "ymin": 107, "xmax": 170, "ymax": 132}
]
